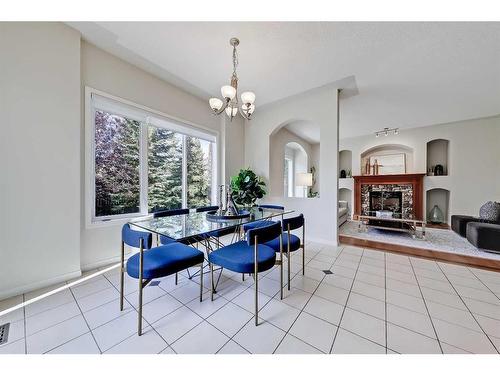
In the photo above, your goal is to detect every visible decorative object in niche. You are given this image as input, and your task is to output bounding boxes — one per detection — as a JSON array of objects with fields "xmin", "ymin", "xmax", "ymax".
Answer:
[
  {"xmin": 340, "ymin": 169, "xmax": 346, "ymax": 178},
  {"xmin": 372, "ymin": 159, "xmax": 379, "ymax": 175},
  {"xmin": 369, "ymin": 153, "xmax": 406, "ymax": 175},
  {"xmin": 434, "ymin": 164, "xmax": 444, "ymax": 176},
  {"xmin": 308, "ymin": 166, "xmax": 319, "ymax": 198},
  {"xmin": 429, "ymin": 204, "xmax": 444, "ymax": 224},
  {"xmin": 347, "ymin": 169, "xmax": 352, "ymax": 178}
]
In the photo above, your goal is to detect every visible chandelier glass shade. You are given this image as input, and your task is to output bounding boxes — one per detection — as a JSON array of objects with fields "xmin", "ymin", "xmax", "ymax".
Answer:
[{"xmin": 209, "ymin": 37, "xmax": 255, "ymax": 120}]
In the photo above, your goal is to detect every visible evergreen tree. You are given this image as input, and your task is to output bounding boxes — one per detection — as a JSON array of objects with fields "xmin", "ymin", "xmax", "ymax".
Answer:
[
  {"xmin": 186, "ymin": 136, "xmax": 211, "ymax": 207},
  {"xmin": 95, "ymin": 111, "xmax": 140, "ymax": 216},
  {"xmin": 147, "ymin": 127, "xmax": 183, "ymax": 211}
]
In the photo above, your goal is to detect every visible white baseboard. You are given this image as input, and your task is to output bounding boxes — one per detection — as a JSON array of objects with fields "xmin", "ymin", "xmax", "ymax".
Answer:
[
  {"xmin": 0, "ymin": 269, "xmax": 82, "ymax": 301},
  {"xmin": 307, "ymin": 236, "xmax": 340, "ymax": 246},
  {"xmin": 81, "ymin": 254, "xmax": 125, "ymax": 272}
]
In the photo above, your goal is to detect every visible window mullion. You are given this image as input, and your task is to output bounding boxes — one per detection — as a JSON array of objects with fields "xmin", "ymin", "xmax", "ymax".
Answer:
[
  {"xmin": 139, "ymin": 122, "xmax": 149, "ymax": 215},
  {"xmin": 182, "ymin": 134, "xmax": 188, "ymax": 209}
]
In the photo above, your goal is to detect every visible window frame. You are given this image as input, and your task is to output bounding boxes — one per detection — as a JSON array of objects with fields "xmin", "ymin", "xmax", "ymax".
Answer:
[{"xmin": 85, "ymin": 87, "xmax": 218, "ymax": 228}]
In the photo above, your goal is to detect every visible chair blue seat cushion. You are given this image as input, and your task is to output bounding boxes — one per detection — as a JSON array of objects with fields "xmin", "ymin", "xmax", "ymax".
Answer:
[
  {"xmin": 208, "ymin": 241, "xmax": 276, "ymax": 274},
  {"xmin": 265, "ymin": 233, "xmax": 301, "ymax": 252},
  {"xmin": 127, "ymin": 243, "xmax": 204, "ymax": 280}
]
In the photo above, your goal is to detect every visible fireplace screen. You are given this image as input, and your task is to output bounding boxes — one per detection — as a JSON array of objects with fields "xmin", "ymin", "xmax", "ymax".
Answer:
[{"xmin": 369, "ymin": 191, "xmax": 402, "ymax": 213}]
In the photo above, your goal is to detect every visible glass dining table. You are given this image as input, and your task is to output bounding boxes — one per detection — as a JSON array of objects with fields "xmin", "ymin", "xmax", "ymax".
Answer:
[{"xmin": 129, "ymin": 206, "xmax": 293, "ymax": 288}]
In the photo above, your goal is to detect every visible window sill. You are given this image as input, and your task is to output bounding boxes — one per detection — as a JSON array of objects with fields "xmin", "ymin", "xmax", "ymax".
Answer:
[{"xmin": 86, "ymin": 214, "xmax": 152, "ymax": 230}]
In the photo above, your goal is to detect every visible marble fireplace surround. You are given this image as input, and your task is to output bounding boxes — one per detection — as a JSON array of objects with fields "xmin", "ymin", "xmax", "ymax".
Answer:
[{"xmin": 353, "ymin": 173, "xmax": 425, "ymax": 220}]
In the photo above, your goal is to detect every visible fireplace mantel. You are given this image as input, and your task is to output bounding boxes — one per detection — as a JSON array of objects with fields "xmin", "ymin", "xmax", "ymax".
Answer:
[{"xmin": 353, "ymin": 173, "xmax": 426, "ymax": 220}]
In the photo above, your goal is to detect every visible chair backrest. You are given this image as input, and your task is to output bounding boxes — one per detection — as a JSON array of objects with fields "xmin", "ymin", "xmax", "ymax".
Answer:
[
  {"xmin": 247, "ymin": 221, "xmax": 282, "ymax": 245},
  {"xmin": 259, "ymin": 204, "xmax": 285, "ymax": 210},
  {"xmin": 122, "ymin": 224, "xmax": 153, "ymax": 249},
  {"xmin": 283, "ymin": 214, "xmax": 304, "ymax": 231},
  {"xmin": 196, "ymin": 205, "xmax": 219, "ymax": 213},
  {"xmin": 153, "ymin": 208, "xmax": 189, "ymax": 218}
]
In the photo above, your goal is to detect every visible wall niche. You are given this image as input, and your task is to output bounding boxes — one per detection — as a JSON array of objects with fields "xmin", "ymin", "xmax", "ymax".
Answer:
[
  {"xmin": 426, "ymin": 188, "xmax": 450, "ymax": 224},
  {"xmin": 426, "ymin": 139, "xmax": 449, "ymax": 176},
  {"xmin": 360, "ymin": 144, "xmax": 414, "ymax": 175},
  {"xmin": 339, "ymin": 150, "xmax": 352, "ymax": 178},
  {"xmin": 339, "ymin": 188, "xmax": 352, "ymax": 217}
]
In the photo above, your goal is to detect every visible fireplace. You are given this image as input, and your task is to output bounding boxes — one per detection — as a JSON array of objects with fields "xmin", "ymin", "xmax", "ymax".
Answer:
[
  {"xmin": 369, "ymin": 191, "xmax": 402, "ymax": 214},
  {"xmin": 353, "ymin": 173, "xmax": 425, "ymax": 220}
]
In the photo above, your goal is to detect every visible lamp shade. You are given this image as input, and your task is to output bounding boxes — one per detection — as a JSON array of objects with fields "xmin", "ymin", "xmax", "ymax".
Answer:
[
  {"xmin": 296, "ymin": 172, "xmax": 313, "ymax": 187},
  {"xmin": 241, "ymin": 91, "xmax": 256, "ymax": 105},
  {"xmin": 209, "ymin": 98, "xmax": 223, "ymax": 111},
  {"xmin": 221, "ymin": 85, "xmax": 236, "ymax": 100}
]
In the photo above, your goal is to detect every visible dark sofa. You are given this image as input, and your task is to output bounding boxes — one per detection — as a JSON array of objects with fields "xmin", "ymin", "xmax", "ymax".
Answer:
[{"xmin": 451, "ymin": 201, "xmax": 500, "ymax": 254}]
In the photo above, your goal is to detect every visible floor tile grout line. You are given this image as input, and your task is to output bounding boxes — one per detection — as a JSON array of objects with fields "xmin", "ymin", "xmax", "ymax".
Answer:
[
  {"xmin": 435, "ymin": 262, "xmax": 500, "ymax": 354},
  {"xmin": 271, "ymin": 244, "xmax": 345, "ymax": 354},
  {"xmin": 101, "ymin": 272, "xmax": 177, "ymax": 353},
  {"xmin": 68, "ymin": 286, "xmax": 103, "ymax": 354},
  {"xmin": 328, "ymin": 247, "xmax": 365, "ymax": 354},
  {"xmin": 408, "ymin": 257, "xmax": 443, "ymax": 354},
  {"xmin": 466, "ymin": 268, "xmax": 500, "ymax": 303},
  {"xmin": 225, "ymin": 244, "xmax": 334, "ymax": 354}
]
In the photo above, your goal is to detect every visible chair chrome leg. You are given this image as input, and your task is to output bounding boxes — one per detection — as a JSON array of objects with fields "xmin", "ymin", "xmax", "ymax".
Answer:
[
  {"xmin": 242, "ymin": 273, "xmax": 245, "ymax": 282},
  {"xmin": 279, "ymin": 234, "xmax": 283, "ymax": 300},
  {"xmin": 210, "ymin": 262, "xmax": 214, "ymax": 301},
  {"xmin": 200, "ymin": 263, "xmax": 203, "ymax": 302},
  {"xmin": 138, "ymin": 239, "xmax": 144, "ymax": 336},
  {"xmin": 120, "ymin": 241, "xmax": 124, "ymax": 311},
  {"xmin": 175, "ymin": 272, "xmax": 178, "ymax": 285},
  {"xmin": 254, "ymin": 237, "xmax": 259, "ymax": 326},
  {"xmin": 287, "ymin": 225, "xmax": 291, "ymax": 291},
  {"xmin": 302, "ymin": 224, "xmax": 305, "ymax": 275}
]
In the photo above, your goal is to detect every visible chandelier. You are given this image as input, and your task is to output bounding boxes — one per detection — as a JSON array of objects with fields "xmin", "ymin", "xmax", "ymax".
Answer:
[{"xmin": 208, "ymin": 37, "xmax": 255, "ymax": 121}]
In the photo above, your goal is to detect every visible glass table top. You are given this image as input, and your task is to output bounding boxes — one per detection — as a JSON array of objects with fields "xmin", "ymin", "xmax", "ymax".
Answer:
[
  {"xmin": 129, "ymin": 207, "xmax": 294, "ymax": 241},
  {"xmin": 359, "ymin": 211, "xmax": 423, "ymax": 222}
]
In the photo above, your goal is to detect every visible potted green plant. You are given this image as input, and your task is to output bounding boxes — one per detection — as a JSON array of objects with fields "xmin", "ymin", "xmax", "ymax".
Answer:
[{"xmin": 230, "ymin": 168, "xmax": 267, "ymax": 208}]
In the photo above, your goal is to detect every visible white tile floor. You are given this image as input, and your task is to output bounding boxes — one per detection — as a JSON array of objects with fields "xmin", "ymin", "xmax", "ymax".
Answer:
[{"xmin": 1, "ymin": 242, "xmax": 500, "ymax": 354}]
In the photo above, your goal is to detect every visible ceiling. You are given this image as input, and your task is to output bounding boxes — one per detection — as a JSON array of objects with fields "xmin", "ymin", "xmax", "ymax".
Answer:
[{"xmin": 69, "ymin": 22, "xmax": 500, "ymax": 138}]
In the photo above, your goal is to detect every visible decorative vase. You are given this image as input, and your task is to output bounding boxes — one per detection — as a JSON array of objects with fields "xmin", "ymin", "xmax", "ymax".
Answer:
[
  {"xmin": 340, "ymin": 170, "xmax": 346, "ymax": 178},
  {"xmin": 429, "ymin": 204, "xmax": 444, "ymax": 224},
  {"xmin": 434, "ymin": 164, "xmax": 444, "ymax": 176}
]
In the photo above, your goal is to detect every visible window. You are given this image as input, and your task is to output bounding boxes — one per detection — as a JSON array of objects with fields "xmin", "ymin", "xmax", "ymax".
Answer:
[
  {"xmin": 88, "ymin": 90, "xmax": 217, "ymax": 223},
  {"xmin": 284, "ymin": 157, "xmax": 293, "ymax": 198}
]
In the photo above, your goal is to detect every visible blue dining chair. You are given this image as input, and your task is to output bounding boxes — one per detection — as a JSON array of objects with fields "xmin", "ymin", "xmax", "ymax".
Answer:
[
  {"xmin": 208, "ymin": 221, "xmax": 283, "ymax": 325},
  {"xmin": 195, "ymin": 205, "xmax": 219, "ymax": 213},
  {"xmin": 263, "ymin": 214, "xmax": 305, "ymax": 291},
  {"xmin": 120, "ymin": 224, "xmax": 205, "ymax": 335},
  {"xmin": 241, "ymin": 204, "xmax": 285, "ymax": 232}
]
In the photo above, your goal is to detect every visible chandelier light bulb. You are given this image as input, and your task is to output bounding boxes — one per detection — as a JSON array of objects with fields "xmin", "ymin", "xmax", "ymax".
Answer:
[
  {"xmin": 225, "ymin": 106, "xmax": 238, "ymax": 118},
  {"xmin": 209, "ymin": 98, "xmax": 223, "ymax": 111},
  {"xmin": 241, "ymin": 91, "xmax": 256, "ymax": 105},
  {"xmin": 221, "ymin": 85, "xmax": 236, "ymax": 100}
]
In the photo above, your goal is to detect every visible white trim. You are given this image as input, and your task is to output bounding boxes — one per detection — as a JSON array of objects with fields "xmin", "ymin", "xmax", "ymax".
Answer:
[
  {"xmin": 0, "ymin": 269, "xmax": 82, "ymax": 302},
  {"xmin": 85, "ymin": 86, "xmax": 218, "ymax": 228}
]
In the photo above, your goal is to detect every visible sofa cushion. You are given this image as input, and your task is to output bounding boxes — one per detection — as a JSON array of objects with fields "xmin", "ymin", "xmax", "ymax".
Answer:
[
  {"xmin": 466, "ymin": 222, "xmax": 500, "ymax": 254},
  {"xmin": 479, "ymin": 201, "xmax": 500, "ymax": 222}
]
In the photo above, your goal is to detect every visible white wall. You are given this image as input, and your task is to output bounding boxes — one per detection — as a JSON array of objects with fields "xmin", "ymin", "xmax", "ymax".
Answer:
[
  {"xmin": 340, "ymin": 115, "xmax": 500, "ymax": 222},
  {"xmin": 0, "ymin": 24, "xmax": 246, "ymax": 299},
  {"xmin": 0, "ymin": 23, "xmax": 82, "ymax": 299},
  {"xmin": 222, "ymin": 115, "xmax": 245, "ymax": 183},
  {"xmin": 245, "ymin": 86, "xmax": 339, "ymax": 244},
  {"xmin": 81, "ymin": 41, "xmax": 243, "ymax": 270},
  {"xmin": 270, "ymin": 127, "xmax": 312, "ymax": 197}
]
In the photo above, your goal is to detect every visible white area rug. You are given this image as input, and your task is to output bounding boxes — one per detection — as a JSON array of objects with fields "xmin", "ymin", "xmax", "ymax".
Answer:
[{"xmin": 340, "ymin": 220, "xmax": 500, "ymax": 262}]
